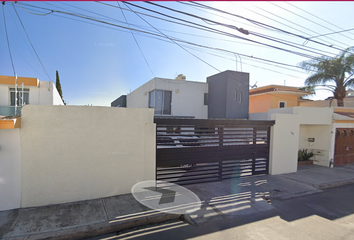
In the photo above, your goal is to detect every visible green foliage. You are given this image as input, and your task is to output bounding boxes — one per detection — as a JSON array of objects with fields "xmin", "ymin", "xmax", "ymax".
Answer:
[
  {"xmin": 55, "ymin": 70, "xmax": 64, "ymax": 103},
  {"xmin": 298, "ymin": 149, "xmax": 314, "ymax": 162},
  {"xmin": 299, "ymin": 47, "xmax": 354, "ymax": 107}
]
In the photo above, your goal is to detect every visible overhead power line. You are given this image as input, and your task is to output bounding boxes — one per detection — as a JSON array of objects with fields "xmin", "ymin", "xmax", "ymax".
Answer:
[
  {"xmin": 12, "ymin": 3, "xmax": 52, "ymax": 81},
  {"xmin": 185, "ymin": 1, "xmax": 345, "ymax": 52},
  {"xmin": 2, "ymin": 4, "xmax": 16, "ymax": 76},
  {"xmin": 269, "ymin": 2, "xmax": 350, "ymax": 49},
  {"xmin": 14, "ymin": 2, "xmax": 310, "ymax": 70},
  {"xmin": 122, "ymin": 2, "xmax": 221, "ymax": 72},
  {"xmin": 117, "ymin": 2, "xmax": 155, "ymax": 77},
  {"xmin": 122, "ymin": 2, "xmax": 324, "ymax": 59},
  {"xmin": 285, "ymin": 1, "xmax": 354, "ymax": 40}
]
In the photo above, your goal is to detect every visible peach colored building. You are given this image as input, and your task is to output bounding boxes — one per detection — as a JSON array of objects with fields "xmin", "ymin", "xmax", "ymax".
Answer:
[{"xmin": 249, "ymin": 85, "xmax": 312, "ymax": 113}]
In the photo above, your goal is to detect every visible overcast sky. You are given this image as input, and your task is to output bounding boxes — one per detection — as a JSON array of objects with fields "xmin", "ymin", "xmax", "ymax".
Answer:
[{"xmin": 1, "ymin": 1, "xmax": 354, "ymax": 106}]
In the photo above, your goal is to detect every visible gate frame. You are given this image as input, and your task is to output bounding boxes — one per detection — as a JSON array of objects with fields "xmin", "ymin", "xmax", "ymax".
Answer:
[{"xmin": 155, "ymin": 117, "xmax": 275, "ymax": 185}]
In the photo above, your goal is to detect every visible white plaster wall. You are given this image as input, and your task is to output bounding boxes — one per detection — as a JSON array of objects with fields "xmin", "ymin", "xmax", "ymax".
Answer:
[
  {"xmin": 127, "ymin": 79, "xmax": 155, "ymax": 109},
  {"xmin": 293, "ymin": 107, "xmax": 333, "ymax": 125},
  {"xmin": 299, "ymin": 125, "xmax": 332, "ymax": 167},
  {"xmin": 269, "ymin": 113, "xmax": 299, "ymax": 175},
  {"xmin": 0, "ymin": 85, "xmax": 9, "ymax": 106},
  {"xmin": 252, "ymin": 107, "xmax": 333, "ymax": 174},
  {"xmin": 0, "ymin": 81, "xmax": 61, "ymax": 107},
  {"xmin": 0, "ymin": 129, "xmax": 21, "ymax": 211},
  {"xmin": 127, "ymin": 78, "xmax": 208, "ymax": 119},
  {"xmin": 20, "ymin": 105, "xmax": 155, "ymax": 207},
  {"xmin": 155, "ymin": 79, "xmax": 208, "ymax": 119},
  {"xmin": 51, "ymin": 82, "xmax": 64, "ymax": 105}
]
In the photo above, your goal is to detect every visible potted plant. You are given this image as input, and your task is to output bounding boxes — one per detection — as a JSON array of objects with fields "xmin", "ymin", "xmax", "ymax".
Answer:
[{"xmin": 298, "ymin": 149, "xmax": 315, "ymax": 166}]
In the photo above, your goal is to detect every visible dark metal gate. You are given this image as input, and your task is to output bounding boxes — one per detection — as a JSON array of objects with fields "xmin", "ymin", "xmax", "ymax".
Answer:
[{"xmin": 155, "ymin": 118, "xmax": 275, "ymax": 185}]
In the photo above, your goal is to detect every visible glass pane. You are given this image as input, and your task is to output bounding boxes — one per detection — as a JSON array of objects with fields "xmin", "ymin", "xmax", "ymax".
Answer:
[
  {"xmin": 155, "ymin": 90, "xmax": 163, "ymax": 115},
  {"xmin": 149, "ymin": 91, "xmax": 155, "ymax": 108},
  {"xmin": 23, "ymin": 92, "xmax": 29, "ymax": 105},
  {"xmin": 163, "ymin": 91, "xmax": 172, "ymax": 115},
  {"xmin": 10, "ymin": 92, "xmax": 15, "ymax": 106}
]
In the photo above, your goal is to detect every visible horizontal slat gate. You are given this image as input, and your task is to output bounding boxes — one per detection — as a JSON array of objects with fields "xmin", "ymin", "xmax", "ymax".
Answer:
[{"xmin": 155, "ymin": 118, "xmax": 274, "ymax": 185}]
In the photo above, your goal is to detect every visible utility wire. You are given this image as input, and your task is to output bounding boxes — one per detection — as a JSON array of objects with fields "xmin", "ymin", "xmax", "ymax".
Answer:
[
  {"xmin": 12, "ymin": 3, "xmax": 52, "ymax": 81},
  {"xmin": 6, "ymin": 6, "xmax": 49, "ymax": 79},
  {"xmin": 118, "ymin": 2, "xmax": 154, "ymax": 77},
  {"xmin": 306, "ymin": 28, "xmax": 354, "ymax": 39},
  {"xmin": 268, "ymin": 2, "xmax": 351, "ymax": 48},
  {"xmin": 122, "ymin": 2, "xmax": 321, "ymax": 59},
  {"xmin": 2, "ymin": 4, "xmax": 16, "ymax": 76},
  {"xmin": 186, "ymin": 1, "xmax": 345, "ymax": 52},
  {"xmin": 285, "ymin": 1, "xmax": 354, "ymax": 39},
  {"xmin": 20, "ymin": 1, "xmax": 328, "ymax": 60},
  {"xmin": 15, "ymin": 2, "xmax": 307, "ymax": 71},
  {"xmin": 122, "ymin": 2, "xmax": 221, "ymax": 72},
  {"xmin": 238, "ymin": 4, "xmax": 338, "ymax": 56},
  {"xmin": 142, "ymin": 1, "xmax": 331, "ymax": 58}
]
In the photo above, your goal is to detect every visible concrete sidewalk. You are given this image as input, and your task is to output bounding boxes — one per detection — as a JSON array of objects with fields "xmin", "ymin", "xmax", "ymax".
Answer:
[{"xmin": 1, "ymin": 164, "xmax": 354, "ymax": 240}]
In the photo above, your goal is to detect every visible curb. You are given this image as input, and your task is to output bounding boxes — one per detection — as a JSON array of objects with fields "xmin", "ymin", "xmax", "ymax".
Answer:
[
  {"xmin": 315, "ymin": 179, "xmax": 354, "ymax": 190},
  {"xmin": 3, "ymin": 212, "xmax": 181, "ymax": 240}
]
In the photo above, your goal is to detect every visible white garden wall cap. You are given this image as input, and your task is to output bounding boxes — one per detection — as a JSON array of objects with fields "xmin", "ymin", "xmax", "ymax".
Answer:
[{"xmin": 131, "ymin": 180, "xmax": 202, "ymax": 215}]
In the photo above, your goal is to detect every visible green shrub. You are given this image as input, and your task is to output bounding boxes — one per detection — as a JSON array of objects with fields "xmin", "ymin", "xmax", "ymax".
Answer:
[{"xmin": 298, "ymin": 149, "xmax": 314, "ymax": 162}]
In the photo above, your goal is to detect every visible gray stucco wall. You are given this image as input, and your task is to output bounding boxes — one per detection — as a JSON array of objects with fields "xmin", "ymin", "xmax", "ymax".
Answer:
[
  {"xmin": 111, "ymin": 95, "xmax": 127, "ymax": 107},
  {"xmin": 207, "ymin": 70, "xmax": 249, "ymax": 119}
]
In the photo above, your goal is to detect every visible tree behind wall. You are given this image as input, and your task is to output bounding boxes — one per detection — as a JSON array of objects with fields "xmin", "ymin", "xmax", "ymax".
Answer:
[
  {"xmin": 299, "ymin": 47, "xmax": 354, "ymax": 107},
  {"xmin": 56, "ymin": 70, "xmax": 64, "ymax": 103}
]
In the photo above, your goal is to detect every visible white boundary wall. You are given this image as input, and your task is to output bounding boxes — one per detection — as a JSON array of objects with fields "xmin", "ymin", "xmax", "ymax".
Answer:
[
  {"xmin": 20, "ymin": 105, "xmax": 155, "ymax": 208},
  {"xmin": 250, "ymin": 107, "xmax": 333, "ymax": 174},
  {"xmin": 0, "ymin": 129, "xmax": 21, "ymax": 211}
]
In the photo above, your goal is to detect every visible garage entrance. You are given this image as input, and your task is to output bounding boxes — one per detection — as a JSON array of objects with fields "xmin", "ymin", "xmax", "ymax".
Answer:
[{"xmin": 155, "ymin": 118, "xmax": 275, "ymax": 185}]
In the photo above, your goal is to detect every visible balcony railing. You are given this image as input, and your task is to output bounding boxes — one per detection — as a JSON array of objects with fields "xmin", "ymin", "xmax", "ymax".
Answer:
[{"xmin": 0, "ymin": 106, "xmax": 22, "ymax": 116}]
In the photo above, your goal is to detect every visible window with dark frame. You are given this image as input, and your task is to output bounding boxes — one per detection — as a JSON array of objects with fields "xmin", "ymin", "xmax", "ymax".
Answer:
[
  {"xmin": 149, "ymin": 89, "xmax": 172, "ymax": 115},
  {"xmin": 279, "ymin": 101, "xmax": 286, "ymax": 108},
  {"xmin": 10, "ymin": 88, "xmax": 29, "ymax": 106}
]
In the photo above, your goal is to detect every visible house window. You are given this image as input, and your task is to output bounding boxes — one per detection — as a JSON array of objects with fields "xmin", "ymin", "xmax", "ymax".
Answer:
[
  {"xmin": 204, "ymin": 93, "xmax": 208, "ymax": 105},
  {"xmin": 149, "ymin": 90, "xmax": 172, "ymax": 115},
  {"xmin": 279, "ymin": 101, "xmax": 286, "ymax": 108},
  {"xmin": 10, "ymin": 88, "xmax": 29, "ymax": 106}
]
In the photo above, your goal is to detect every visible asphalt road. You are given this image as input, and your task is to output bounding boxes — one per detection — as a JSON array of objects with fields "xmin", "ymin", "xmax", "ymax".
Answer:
[{"xmin": 84, "ymin": 183, "xmax": 354, "ymax": 240}]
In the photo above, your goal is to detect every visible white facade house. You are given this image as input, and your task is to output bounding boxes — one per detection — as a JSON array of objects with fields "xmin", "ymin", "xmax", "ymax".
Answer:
[
  {"xmin": 250, "ymin": 106, "xmax": 354, "ymax": 175},
  {"xmin": 0, "ymin": 75, "xmax": 64, "ymax": 116},
  {"xmin": 125, "ymin": 71, "xmax": 250, "ymax": 119},
  {"xmin": 127, "ymin": 76, "xmax": 209, "ymax": 119}
]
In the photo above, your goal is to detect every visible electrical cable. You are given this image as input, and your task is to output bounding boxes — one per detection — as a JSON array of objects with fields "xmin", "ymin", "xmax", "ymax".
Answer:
[
  {"xmin": 19, "ymin": 1, "xmax": 326, "ymax": 60},
  {"xmin": 117, "ymin": 1, "xmax": 155, "ymax": 77},
  {"xmin": 2, "ymin": 4, "xmax": 16, "ymax": 76},
  {"xmin": 14, "ymin": 2, "xmax": 309, "ymax": 71},
  {"xmin": 269, "ymin": 2, "xmax": 351, "ymax": 48},
  {"xmin": 285, "ymin": 1, "xmax": 354, "ymax": 39},
  {"xmin": 186, "ymin": 1, "xmax": 345, "ymax": 52},
  {"xmin": 12, "ymin": 3, "xmax": 52, "ymax": 81},
  {"xmin": 122, "ymin": 2, "xmax": 221, "ymax": 73},
  {"xmin": 6, "ymin": 7, "xmax": 48, "ymax": 79},
  {"xmin": 141, "ymin": 1, "xmax": 332, "ymax": 58},
  {"xmin": 237, "ymin": 4, "xmax": 338, "ymax": 56}
]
